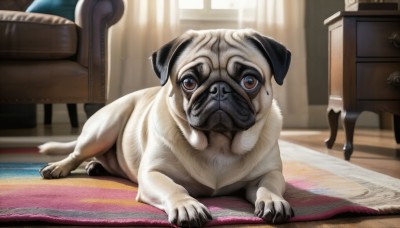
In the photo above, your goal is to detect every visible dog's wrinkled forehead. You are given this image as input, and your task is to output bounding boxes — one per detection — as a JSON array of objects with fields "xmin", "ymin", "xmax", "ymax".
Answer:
[
  {"xmin": 179, "ymin": 30, "xmax": 252, "ymax": 65},
  {"xmin": 151, "ymin": 29, "xmax": 291, "ymax": 86},
  {"xmin": 174, "ymin": 30, "xmax": 263, "ymax": 77}
]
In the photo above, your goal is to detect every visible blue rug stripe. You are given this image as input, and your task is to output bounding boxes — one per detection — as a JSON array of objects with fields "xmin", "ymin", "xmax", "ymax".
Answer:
[{"xmin": 0, "ymin": 163, "xmax": 46, "ymax": 178}]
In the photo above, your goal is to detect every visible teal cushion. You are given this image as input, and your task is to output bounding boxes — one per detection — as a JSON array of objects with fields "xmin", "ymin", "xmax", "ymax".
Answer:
[{"xmin": 26, "ymin": 0, "xmax": 79, "ymax": 21}]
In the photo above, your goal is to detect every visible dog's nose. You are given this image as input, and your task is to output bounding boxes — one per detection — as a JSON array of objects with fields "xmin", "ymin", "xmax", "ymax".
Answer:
[{"xmin": 209, "ymin": 82, "xmax": 232, "ymax": 100}]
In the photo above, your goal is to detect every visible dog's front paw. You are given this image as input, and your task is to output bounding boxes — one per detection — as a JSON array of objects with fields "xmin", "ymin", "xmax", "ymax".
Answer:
[
  {"xmin": 167, "ymin": 197, "xmax": 212, "ymax": 227},
  {"xmin": 254, "ymin": 198, "xmax": 294, "ymax": 224}
]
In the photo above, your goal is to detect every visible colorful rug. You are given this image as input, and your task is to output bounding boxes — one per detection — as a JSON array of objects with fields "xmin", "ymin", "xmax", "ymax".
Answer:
[{"xmin": 1, "ymin": 141, "xmax": 400, "ymax": 226}]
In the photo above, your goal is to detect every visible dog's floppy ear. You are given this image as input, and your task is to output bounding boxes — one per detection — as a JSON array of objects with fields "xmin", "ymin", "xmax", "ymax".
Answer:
[
  {"xmin": 247, "ymin": 33, "xmax": 291, "ymax": 85},
  {"xmin": 151, "ymin": 36, "xmax": 192, "ymax": 86}
]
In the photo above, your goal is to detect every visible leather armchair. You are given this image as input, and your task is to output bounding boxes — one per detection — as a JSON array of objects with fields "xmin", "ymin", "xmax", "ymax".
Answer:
[{"xmin": 0, "ymin": 0, "xmax": 124, "ymax": 127}]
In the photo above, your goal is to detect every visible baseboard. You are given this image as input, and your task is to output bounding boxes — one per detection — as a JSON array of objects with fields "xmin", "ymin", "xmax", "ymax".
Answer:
[
  {"xmin": 282, "ymin": 112, "xmax": 309, "ymax": 128},
  {"xmin": 308, "ymin": 105, "xmax": 380, "ymax": 129},
  {"xmin": 36, "ymin": 104, "xmax": 86, "ymax": 125}
]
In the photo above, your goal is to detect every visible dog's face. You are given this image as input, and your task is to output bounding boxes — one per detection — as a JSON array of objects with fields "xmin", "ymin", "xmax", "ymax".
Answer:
[{"xmin": 152, "ymin": 29, "xmax": 290, "ymax": 148}]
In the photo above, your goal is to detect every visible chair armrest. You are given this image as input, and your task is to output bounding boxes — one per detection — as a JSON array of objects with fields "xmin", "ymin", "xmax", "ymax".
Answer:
[{"xmin": 75, "ymin": 0, "xmax": 124, "ymax": 103}]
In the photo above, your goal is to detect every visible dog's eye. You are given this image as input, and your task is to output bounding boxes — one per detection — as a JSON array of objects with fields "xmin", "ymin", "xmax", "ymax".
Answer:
[
  {"xmin": 182, "ymin": 77, "xmax": 198, "ymax": 91},
  {"xmin": 240, "ymin": 75, "xmax": 259, "ymax": 91}
]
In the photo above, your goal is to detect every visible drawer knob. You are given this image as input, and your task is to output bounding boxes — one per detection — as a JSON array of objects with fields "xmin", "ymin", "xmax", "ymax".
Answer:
[
  {"xmin": 388, "ymin": 32, "xmax": 400, "ymax": 48},
  {"xmin": 387, "ymin": 71, "xmax": 400, "ymax": 88}
]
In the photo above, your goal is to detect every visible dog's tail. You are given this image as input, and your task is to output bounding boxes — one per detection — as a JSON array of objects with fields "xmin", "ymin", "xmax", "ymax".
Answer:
[{"xmin": 38, "ymin": 141, "xmax": 77, "ymax": 155}]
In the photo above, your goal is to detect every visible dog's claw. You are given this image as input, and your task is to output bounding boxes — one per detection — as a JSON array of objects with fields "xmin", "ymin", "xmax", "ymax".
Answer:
[
  {"xmin": 39, "ymin": 166, "xmax": 51, "ymax": 179},
  {"xmin": 39, "ymin": 163, "xmax": 71, "ymax": 179},
  {"xmin": 168, "ymin": 198, "xmax": 212, "ymax": 227},
  {"xmin": 39, "ymin": 165, "xmax": 56, "ymax": 179},
  {"xmin": 171, "ymin": 209, "xmax": 211, "ymax": 227},
  {"xmin": 255, "ymin": 200, "xmax": 293, "ymax": 224}
]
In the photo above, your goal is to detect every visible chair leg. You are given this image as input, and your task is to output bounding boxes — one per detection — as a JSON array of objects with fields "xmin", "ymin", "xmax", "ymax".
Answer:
[
  {"xmin": 67, "ymin": 104, "xmax": 79, "ymax": 128},
  {"xmin": 44, "ymin": 104, "xmax": 52, "ymax": 125}
]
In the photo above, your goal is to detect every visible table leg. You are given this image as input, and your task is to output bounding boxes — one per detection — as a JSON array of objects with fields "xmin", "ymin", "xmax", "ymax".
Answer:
[
  {"xmin": 84, "ymin": 103, "xmax": 105, "ymax": 118},
  {"xmin": 325, "ymin": 109, "xmax": 340, "ymax": 149},
  {"xmin": 394, "ymin": 115, "xmax": 400, "ymax": 144},
  {"xmin": 341, "ymin": 111, "xmax": 359, "ymax": 161}
]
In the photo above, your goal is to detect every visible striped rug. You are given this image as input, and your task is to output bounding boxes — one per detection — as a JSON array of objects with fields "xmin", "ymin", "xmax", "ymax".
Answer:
[{"xmin": 1, "ymin": 141, "xmax": 399, "ymax": 226}]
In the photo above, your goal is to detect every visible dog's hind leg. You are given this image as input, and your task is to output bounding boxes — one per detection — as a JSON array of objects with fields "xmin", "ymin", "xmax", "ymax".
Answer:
[
  {"xmin": 40, "ymin": 124, "xmax": 122, "ymax": 179},
  {"xmin": 40, "ymin": 126, "xmax": 121, "ymax": 179},
  {"xmin": 85, "ymin": 146, "xmax": 128, "ymax": 178},
  {"xmin": 39, "ymin": 97, "xmax": 136, "ymax": 179},
  {"xmin": 85, "ymin": 161, "xmax": 110, "ymax": 176}
]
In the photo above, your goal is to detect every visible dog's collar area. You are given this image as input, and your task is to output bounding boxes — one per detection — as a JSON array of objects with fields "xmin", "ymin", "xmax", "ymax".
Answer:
[{"xmin": 207, "ymin": 131, "xmax": 234, "ymax": 140}]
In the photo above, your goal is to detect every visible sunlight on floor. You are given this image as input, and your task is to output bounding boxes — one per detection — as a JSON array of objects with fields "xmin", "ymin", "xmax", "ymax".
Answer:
[{"xmin": 281, "ymin": 130, "xmax": 323, "ymax": 136}]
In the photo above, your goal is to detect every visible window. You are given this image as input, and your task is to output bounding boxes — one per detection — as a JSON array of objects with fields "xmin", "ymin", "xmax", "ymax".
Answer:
[
  {"xmin": 179, "ymin": 0, "xmax": 203, "ymax": 9},
  {"xmin": 179, "ymin": 0, "xmax": 256, "ymax": 21}
]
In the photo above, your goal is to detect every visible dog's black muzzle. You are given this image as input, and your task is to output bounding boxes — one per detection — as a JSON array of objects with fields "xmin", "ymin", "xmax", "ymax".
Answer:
[{"xmin": 188, "ymin": 81, "xmax": 255, "ymax": 132}]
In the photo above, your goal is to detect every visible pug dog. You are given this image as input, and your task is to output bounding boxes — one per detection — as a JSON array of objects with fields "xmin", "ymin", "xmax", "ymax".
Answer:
[{"xmin": 39, "ymin": 29, "xmax": 293, "ymax": 227}]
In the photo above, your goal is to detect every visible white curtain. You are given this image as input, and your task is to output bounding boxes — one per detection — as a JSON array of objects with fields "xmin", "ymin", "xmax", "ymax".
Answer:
[
  {"xmin": 239, "ymin": 0, "xmax": 308, "ymax": 127},
  {"xmin": 108, "ymin": 0, "xmax": 179, "ymax": 102}
]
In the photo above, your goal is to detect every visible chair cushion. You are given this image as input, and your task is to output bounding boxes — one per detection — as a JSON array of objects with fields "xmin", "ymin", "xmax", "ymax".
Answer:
[
  {"xmin": 0, "ymin": 10, "xmax": 77, "ymax": 60},
  {"xmin": 26, "ymin": 0, "xmax": 78, "ymax": 21}
]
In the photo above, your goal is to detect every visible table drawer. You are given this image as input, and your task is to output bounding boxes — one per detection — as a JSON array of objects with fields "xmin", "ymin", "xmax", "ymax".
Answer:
[
  {"xmin": 357, "ymin": 21, "xmax": 400, "ymax": 57},
  {"xmin": 357, "ymin": 63, "xmax": 400, "ymax": 100}
]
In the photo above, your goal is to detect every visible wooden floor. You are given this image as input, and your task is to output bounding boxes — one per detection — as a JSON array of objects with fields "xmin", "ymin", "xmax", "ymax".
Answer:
[
  {"xmin": 0, "ymin": 124, "xmax": 399, "ymax": 227},
  {"xmin": 280, "ymin": 129, "xmax": 400, "ymax": 179}
]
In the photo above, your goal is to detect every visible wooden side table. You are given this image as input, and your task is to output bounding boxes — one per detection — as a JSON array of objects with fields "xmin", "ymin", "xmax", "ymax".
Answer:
[{"xmin": 324, "ymin": 11, "xmax": 400, "ymax": 160}]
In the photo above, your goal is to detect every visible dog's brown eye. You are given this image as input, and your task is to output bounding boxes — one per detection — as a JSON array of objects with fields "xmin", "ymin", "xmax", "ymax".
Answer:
[
  {"xmin": 240, "ymin": 75, "xmax": 258, "ymax": 90},
  {"xmin": 182, "ymin": 77, "xmax": 198, "ymax": 91}
]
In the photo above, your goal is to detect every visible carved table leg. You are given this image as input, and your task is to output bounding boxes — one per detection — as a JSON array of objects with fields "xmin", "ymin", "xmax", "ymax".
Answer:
[
  {"xmin": 325, "ymin": 109, "xmax": 340, "ymax": 149},
  {"xmin": 394, "ymin": 115, "xmax": 400, "ymax": 144},
  {"xmin": 341, "ymin": 111, "xmax": 359, "ymax": 161}
]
